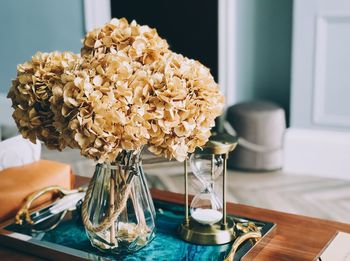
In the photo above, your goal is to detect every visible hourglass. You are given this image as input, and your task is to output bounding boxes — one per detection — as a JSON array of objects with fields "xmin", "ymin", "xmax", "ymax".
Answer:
[
  {"xmin": 178, "ymin": 134, "xmax": 238, "ymax": 245},
  {"xmin": 190, "ymin": 152, "xmax": 223, "ymax": 225}
]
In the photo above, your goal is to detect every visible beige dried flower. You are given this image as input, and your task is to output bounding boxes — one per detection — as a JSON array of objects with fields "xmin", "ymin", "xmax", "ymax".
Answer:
[
  {"xmin": 81, "ymin": 18, "xmax": 169, "ymax": 65},
  {"xmin": 8, "ymin": 18, "xmax": 224, "ymax": 163},
  {"xmin": 146, "ymin": 52, "xmax": 224, "ymax": 161},
  {"xmin": 62, "ymin": 53, "xmax": 153, "ymax": 162},
  {"xmin": 8, "ymin": 51, "xmax": 79, "ymax": 150}
]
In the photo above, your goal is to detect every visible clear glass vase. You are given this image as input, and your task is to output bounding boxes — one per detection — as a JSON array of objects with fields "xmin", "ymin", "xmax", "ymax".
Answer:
[{"xmin": 82, "ymin": 149, "xmax": 156, "ymax": 254}]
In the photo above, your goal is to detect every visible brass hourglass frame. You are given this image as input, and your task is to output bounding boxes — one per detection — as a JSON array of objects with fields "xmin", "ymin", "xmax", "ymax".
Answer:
[{"xmin": 178, "ymin": 134, "xmax": 238, "ymax": 245}]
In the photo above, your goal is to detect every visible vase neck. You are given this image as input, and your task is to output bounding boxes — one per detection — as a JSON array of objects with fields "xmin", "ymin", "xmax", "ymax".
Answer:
[
  {"xmin": 96, "ymin": 148, "xmax": 143, "ymax": 172},
  {"xmin": 116, "ymin": 149, "xmax": 143, "ymax": 165},
  {"xmin": 97, "ymin": 148, "xmax": 142, "ymax": 166}
]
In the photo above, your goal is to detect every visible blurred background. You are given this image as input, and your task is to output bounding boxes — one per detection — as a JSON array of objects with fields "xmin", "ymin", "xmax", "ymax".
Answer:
[{"xmin": 1, "ymin": 0, "xmax": 350, "ymax": 223}]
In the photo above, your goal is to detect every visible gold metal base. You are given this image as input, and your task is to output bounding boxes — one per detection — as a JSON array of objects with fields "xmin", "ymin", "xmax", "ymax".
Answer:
[{"xmin": 178, "ymin": 217, "xmax": 235, "ymax": 245}]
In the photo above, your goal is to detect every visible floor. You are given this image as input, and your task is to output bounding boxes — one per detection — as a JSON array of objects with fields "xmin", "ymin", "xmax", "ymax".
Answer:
[{"xmin": 42, "ymin": 147, "xmax": 350, "ymax": 224}]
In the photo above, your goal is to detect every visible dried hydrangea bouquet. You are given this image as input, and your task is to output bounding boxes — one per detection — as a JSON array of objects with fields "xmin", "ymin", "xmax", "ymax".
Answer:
[{"xmin": 8, "ymin": 18, "xmax": 224, "ymax": 254}]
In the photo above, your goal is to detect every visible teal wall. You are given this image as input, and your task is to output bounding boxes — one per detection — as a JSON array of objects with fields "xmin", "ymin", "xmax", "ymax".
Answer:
[
  {"xmin": 235, "ymin": 0, "xmax": 293, "ymax": 120},
  {"xmin": 0, "ymin": 0, "xmax": 293, "ymax": 120},
  {"xmin": 0, "ymin": 0, "xmax": 85, "ymax": 94}
]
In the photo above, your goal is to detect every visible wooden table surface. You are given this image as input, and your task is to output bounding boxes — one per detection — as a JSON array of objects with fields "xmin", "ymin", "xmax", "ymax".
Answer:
[{"xmin": 1, "ymin": 180, "xmax": 350, "ymax": 260}]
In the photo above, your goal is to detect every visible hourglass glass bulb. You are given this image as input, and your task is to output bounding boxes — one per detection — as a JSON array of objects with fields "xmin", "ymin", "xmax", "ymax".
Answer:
[
  {"xmin": 190, "ymin": 190, "xmax": 223, "ymax": 225},
  {"xmin": 189, "ymin": 153, "xmax": 223, "ymax": 183}
]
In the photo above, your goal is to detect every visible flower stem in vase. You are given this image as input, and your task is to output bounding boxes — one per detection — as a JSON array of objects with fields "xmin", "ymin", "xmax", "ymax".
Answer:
[
  {"xmin": 109, "ymin": 171, "xmax": 116, "ymax": 245},
  {"xmin": 118, "ymin": 164, "xmax": 128, "ymax": 225}
]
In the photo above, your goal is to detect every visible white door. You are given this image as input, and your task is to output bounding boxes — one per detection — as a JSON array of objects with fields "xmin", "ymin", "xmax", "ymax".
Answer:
[
  {"xmin": 285, "ymin": 0, "xmax": 350, "ymax": 178},
  {"xmin": 291, "ymin": 0, "xmax": 350, "ymax": 130}
]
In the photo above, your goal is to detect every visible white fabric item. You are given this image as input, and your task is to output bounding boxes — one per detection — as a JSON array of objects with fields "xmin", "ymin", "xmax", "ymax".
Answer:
[{"xmin": 0, "ymin": 135, "xmax": 41, "ymax": 170}]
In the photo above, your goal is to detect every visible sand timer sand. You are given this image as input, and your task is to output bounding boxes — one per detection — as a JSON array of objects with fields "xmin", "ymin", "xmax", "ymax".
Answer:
[{"xmin": 178, "ymin": 134, "xmax": 238, "ymax": 245}]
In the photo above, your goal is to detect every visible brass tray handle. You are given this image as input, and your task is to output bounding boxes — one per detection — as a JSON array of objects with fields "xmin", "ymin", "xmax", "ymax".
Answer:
[
  {"xmin": 224, "ymin": 231, "xmax": 262, "ymax": 261},
  {"xmin": 15, "ymin": 186, "xmax": 84, "ymax": 225}
]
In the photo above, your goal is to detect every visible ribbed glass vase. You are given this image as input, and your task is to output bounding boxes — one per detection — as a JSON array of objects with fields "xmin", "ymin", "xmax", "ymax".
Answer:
[{"xmin": 82, "ymin": 149, "xmax": 156, "ymax": 254}]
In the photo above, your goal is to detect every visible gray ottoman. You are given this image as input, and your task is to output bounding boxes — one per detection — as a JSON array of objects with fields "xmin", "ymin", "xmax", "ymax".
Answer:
[{"xmin": 226, "ymin": 101, "xmax": 286, "ymax": 171}]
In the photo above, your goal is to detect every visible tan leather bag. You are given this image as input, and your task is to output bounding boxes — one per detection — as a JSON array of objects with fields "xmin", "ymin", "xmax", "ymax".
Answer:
[{"xmin": 0, "ymin": 160, "xmax": 74, "ymax": 223}]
